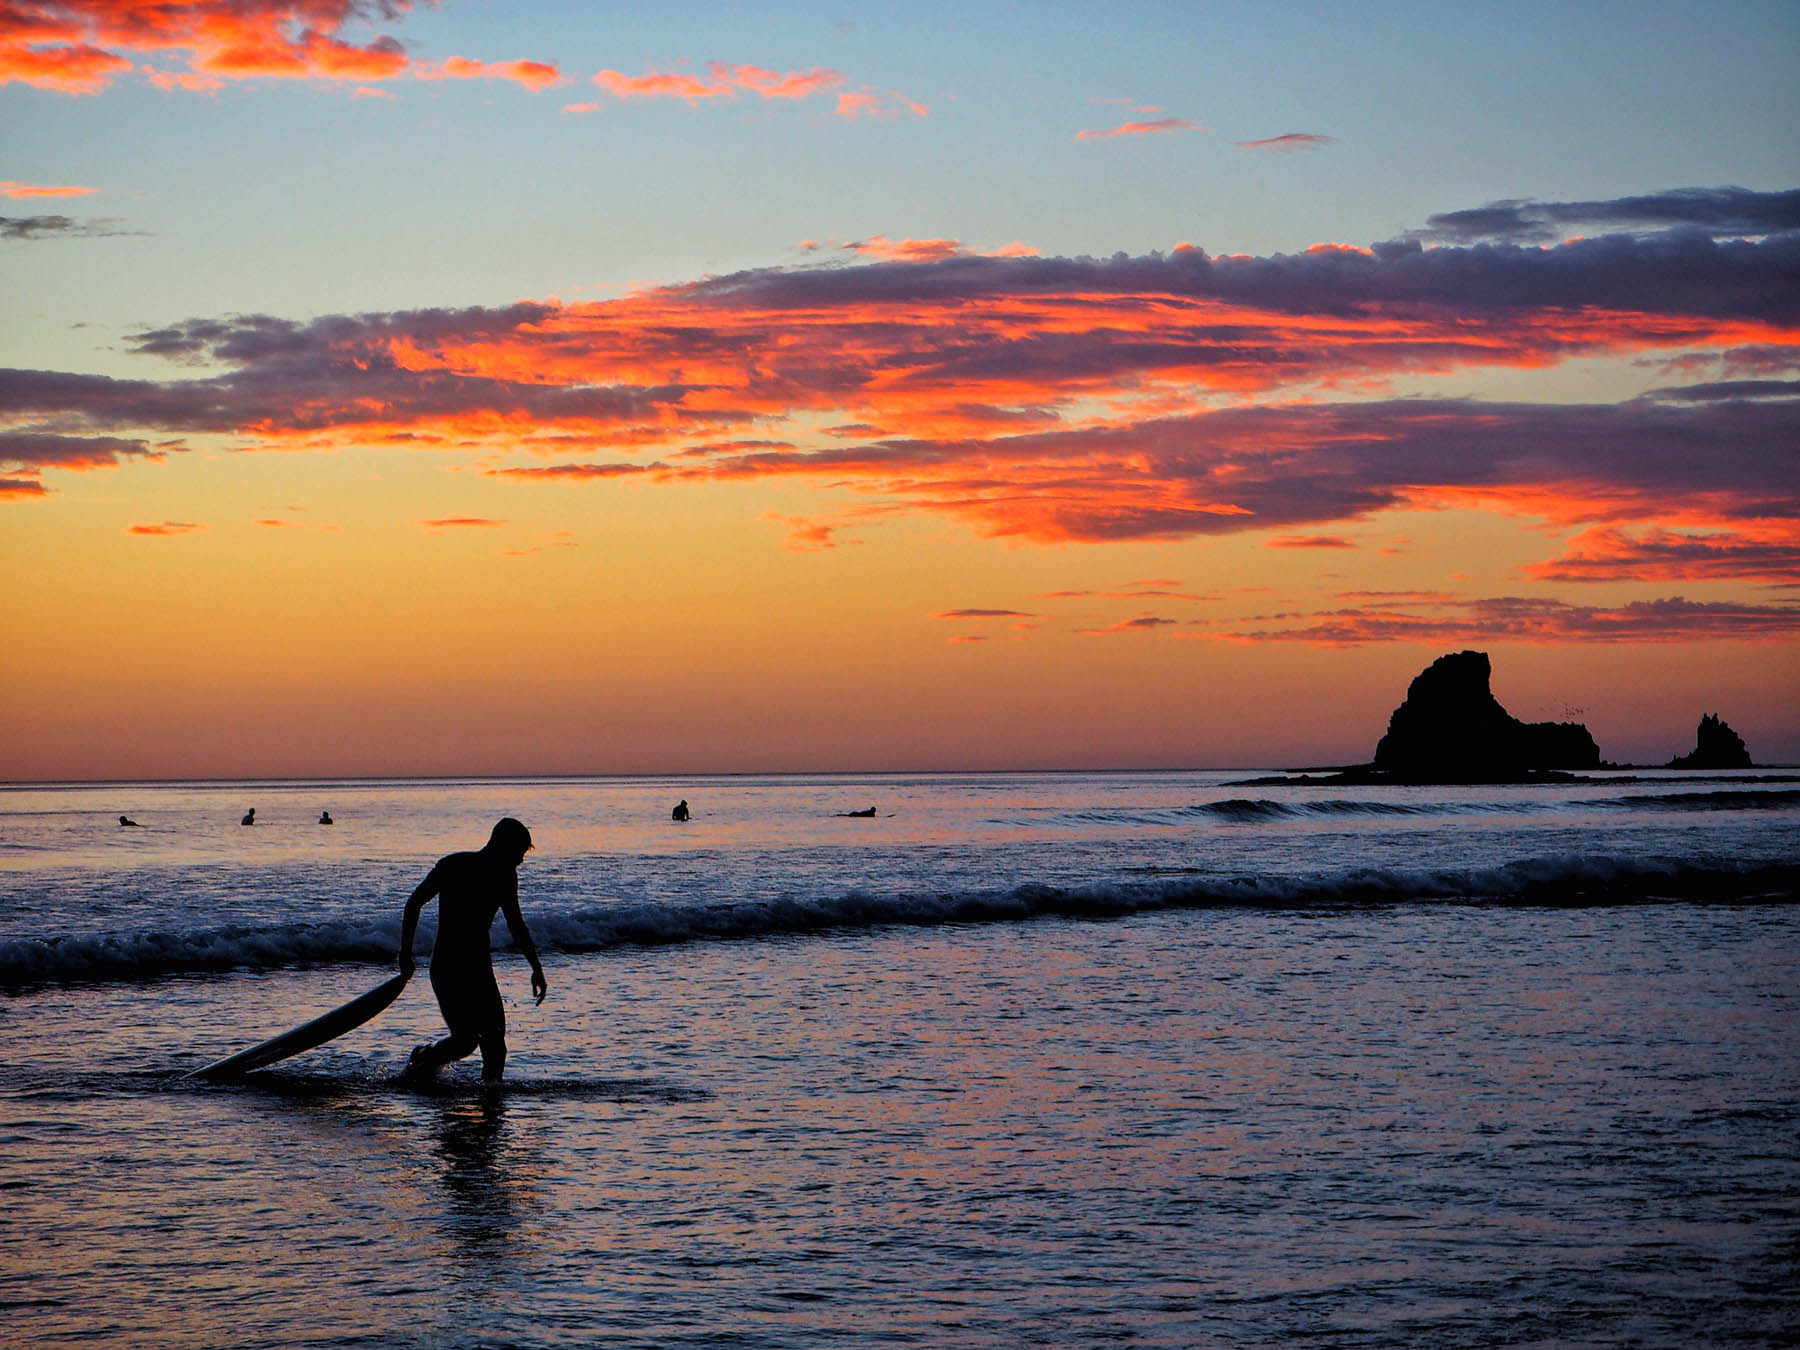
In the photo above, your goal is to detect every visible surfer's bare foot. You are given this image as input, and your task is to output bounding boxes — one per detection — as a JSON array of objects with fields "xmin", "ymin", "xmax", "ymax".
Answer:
[{"xmin": 402, "ymin": 1046, "xmax": 436, "ymax": 1080}]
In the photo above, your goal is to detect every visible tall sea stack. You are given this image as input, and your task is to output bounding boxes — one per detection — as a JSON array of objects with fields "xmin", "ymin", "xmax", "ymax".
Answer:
[
  {"xmin": 1373, "ymin": 650, "xmax": 1600, "ymax": 779},
  {"xmin": 1667, "ymin": 714, "xmax": 1754, "ymax": 769}
]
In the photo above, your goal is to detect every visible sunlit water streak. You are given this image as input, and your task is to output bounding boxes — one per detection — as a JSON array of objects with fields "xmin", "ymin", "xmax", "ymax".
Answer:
[{"xmin": 2, "ymin": 771, "xmax": 1796, "ymax": 1346}]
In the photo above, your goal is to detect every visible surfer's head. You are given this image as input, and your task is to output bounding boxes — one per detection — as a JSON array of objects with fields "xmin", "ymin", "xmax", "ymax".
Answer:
[{"xmin": 487, "ymin": 816, "xmax": 533, "ymax": 863}]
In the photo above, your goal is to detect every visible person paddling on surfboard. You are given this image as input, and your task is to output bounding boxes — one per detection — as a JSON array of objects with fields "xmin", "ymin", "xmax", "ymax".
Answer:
[{"xmin": 398, "ymin": 816, "xmax": 547, "ymax": 1082}]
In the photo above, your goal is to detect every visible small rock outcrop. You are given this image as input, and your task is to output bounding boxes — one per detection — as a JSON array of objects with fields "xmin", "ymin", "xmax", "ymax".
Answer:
[
  {"xmin": 1668, "ymin": 714, "xmax": 1753, "ymax": 769},
  {"xmin": 1372, "ymin": 650, "xmax": 1600, "ymax": 779}
]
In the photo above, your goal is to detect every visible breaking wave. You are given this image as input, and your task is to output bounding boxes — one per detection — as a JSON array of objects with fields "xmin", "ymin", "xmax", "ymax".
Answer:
[
  {"xmin": 4, "ymin": 855, "xmax": 1795, "ymax": 991},
  {"xmin": 1052, "ymin": 788, "xmax": 1800, "ymax": 827},
  {"xmin": 1596, "ymin": 789, "xmax": 1800, "ymax": 812}
]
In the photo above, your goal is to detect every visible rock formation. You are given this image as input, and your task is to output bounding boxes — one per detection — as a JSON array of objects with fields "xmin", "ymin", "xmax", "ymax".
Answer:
[
  {"xmin": 1667, "ymin": 714, "xmax": 1753, "ymax": 769},
  {"xmin": 1372, "ymin": 650, "xmax": 1600, "ymax": 780}
]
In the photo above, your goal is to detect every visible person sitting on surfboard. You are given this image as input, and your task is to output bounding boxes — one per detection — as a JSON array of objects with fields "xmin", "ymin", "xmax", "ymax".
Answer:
[
  {"xmin": 671, "ymin": 799, "xmax": 690, "ymax": 821},
  {"xmin": 398, "ymin": 816, "xmax": 547, "ymax": 1082},
  {"xmin": 241, "ymin": 808, "xmax": 255, "ymax": 826}
]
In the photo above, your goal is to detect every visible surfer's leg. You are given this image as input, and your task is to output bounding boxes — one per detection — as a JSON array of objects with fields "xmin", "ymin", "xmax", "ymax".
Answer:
[
  {"xmin": 414, "ymin": 961, "xmax": 485, "ymax": 1074},
  {"xmin": 408, "ymin": 1029, "xmax": 477, "ymax": 1075},
  {"xmin": 477, "ymin": 1029, "xmax": 507, "ymax": 1081}
]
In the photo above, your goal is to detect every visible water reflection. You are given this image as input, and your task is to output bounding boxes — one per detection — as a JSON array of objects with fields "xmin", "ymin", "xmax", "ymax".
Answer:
[{"xmin": 428, "ymin": 1089, "xmax": 530, "ymax": 1271}]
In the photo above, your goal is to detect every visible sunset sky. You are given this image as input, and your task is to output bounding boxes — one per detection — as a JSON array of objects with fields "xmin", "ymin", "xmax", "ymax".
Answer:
[{"xmin": 4, "ymin": 0, "xmax": 1797, "ymax": 779}]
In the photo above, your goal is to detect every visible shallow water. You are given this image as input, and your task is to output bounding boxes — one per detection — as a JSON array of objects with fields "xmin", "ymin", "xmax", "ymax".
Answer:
[{"xmin": 3, "ymin": 772, "xmax": 1798, "ymax": 1345}]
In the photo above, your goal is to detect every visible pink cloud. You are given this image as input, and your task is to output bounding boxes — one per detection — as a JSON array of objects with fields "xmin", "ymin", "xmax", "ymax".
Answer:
[
  {"xmin": 588, "ymin": 61, "xmax": 921, "ymax": 117},
  {"xmin": 1235, "ymin": 133, "xmax": 1335, "ymax": 152},
  {"xmin": 1079, "ymin": 615, "xmax": 1183, "ymax": 635},
  {"xmin": 1524, "ymin": 525, "xmax": 1800, "ymax": 584},
  {"xmin": 714, "ymin": 62, "xmax": 841, "ymax": 100},
  {"xmin": 1267, "ymin": 534, "xmax": 1357, "ymax": 549},
  {"xmin": 420, "ymin": 515, "xmax": 506, "ymax": 530},
  {"xmin": 931, "ymin": 608, "xmax": 1038, "ymax": 620},
  {"xmin": 126, "ymin": 520, "xmax": 202, "ymax": 535},
  {"xmin": 844, "ymin": 235, "xmax": 965, "ymax": 262},
  {"xmin": 593, "ymin": 67, "xmax": 734, "ymax": 102},
  {"xmin": 834, "ymin": 86, "xmax": 927, "ymax": 118},
  {"xmin": 1076, "ymin": 117, "xmax": 1205, "ymax": 141},
  {"xmin": 421, "ymin": 56, "xmax": 561, "ymax": 91}
]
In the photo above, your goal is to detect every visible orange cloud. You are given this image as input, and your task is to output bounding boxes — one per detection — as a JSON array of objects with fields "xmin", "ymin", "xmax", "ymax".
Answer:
[
  {"xmin": 7, "ymin": 196, "xmax": 1797, "ymax": 617},
  {"xmin": 126, "ymin": 520, "xmax": 203, "ymax": 535},
  {"xmin": 1076, "ymin": 117, "xmax": 1204, "ymax": 141},
  {"xmin": 0, "ymin": 180, "xmax": 97, "ymax": 198},
  {"xmin": 0, "ymin": 1, "xmax": 559, "ymax": 94}
]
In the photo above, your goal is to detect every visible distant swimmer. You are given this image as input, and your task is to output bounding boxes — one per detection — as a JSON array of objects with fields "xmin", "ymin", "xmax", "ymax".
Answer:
[
  {"xmin": 241, "ymin": 808, "xmax": 256, "ymax": 826},
  {"xmin": 319, "ymin": 811, "xmax": 333, "ymax": 825},
  {"xmin": 119, "ymin": 816, "xmax": 140, "ymax": 827},
  {"xmin": 837, "ymin": 807, "xmax": 877, "ymax": 818},
  {"xmin": 671, "ymin": 799, "xmax": 690, "ymax": 822},
  {"xmin": 399, "ymin": 817, "xmax": 546, "ymax": 1083}
]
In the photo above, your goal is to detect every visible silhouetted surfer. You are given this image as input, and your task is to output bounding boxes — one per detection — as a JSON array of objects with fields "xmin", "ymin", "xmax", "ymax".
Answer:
[
  {"xmin": 319, "ymin": 811, "xmax": 333, "ymax": 825},
  {"xmin": 838, "ymin": 807, "xmax": 876, "ymax": 817},
  {"xmin": 671, "ymin": 799, "xmax": 690, "ymax": 821},
  {"xmin": 241, "ymin": 808, "xmax": 255, "ymax": 826},
  {"xmin": 399, "ymin": 817, "xmax": 547, "ymax": 1082},
  {"xmin": 119, "ymin": 816, "xmax": 140, "ymax": 827}
]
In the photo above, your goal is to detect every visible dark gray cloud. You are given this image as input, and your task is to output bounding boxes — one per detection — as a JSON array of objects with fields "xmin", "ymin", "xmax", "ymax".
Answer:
[
  {"xmin": 1, "ymin": 214, "xmax": 136, "ymax": 239},
  {"xmin": 1643, "ymin": 379, "xmax": 1800, "ymax": 403},
  {"xmin": 1413, "ymin": 186, "xmax": 1800, "ymax": 244}
]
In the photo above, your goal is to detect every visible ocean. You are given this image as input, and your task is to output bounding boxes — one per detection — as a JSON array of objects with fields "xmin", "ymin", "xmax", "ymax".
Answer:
[{"xmin": 2, "ymin": 770, "xmax": 1797, "ymax": 1347}]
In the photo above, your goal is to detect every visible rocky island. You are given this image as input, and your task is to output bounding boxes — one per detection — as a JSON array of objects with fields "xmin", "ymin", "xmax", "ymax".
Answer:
[
  {"xmin": 1668, "ymin": 713, "xmax": 1755, "ymax": 769},
  {"xmin": 1229, "ymin": 650, "xmax": 1784, "ymax": 787},
  {"xmin": 1242, "ymin": 649, "xmax": 1601, "ymax": 785}
]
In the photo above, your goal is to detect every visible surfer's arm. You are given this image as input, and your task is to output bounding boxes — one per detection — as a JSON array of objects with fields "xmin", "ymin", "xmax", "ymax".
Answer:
[
  {"xmin": 500, "ymin": 880, "xmax": 546, "ymax": 1004},
  {"xmin": 398, "ymin": 865, "xmax": 441, "ymax": 976}
]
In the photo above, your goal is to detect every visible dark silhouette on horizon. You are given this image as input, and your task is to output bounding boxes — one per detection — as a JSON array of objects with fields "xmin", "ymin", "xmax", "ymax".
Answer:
[
  {"xmin": 399, "ymin": 817, "xmax": 546, "ymax": 1083},
  {"xmin": 119, "ymin": 816, "xmax": 140, "ymax": 827},
  {"xmin": 1669, "ymin": 714, "xmax": 1754, "ymax": 769},
  {"xmin": 241, "ymin": 808, "xmax": 255, "ymax": 826},
  {"xmin": 837, "ymin": 807, "xmax": 877, "ymax": 817},
  {"xmin": 1370, "ymin": 650, "xmax": 1599, "ymax": 781},
  {"xmin": 320, "ymin": 810, "xmax": 333, "ymax": 825},
  {"xmin": 671, "ymin": 799, "xmax": 690, "ymax": 821}
]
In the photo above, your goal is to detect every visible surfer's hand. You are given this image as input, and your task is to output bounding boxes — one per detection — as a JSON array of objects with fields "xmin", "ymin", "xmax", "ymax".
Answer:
[{"xmin": 531, "ymin": 967, "xmax": 547, "ymax": 1005}]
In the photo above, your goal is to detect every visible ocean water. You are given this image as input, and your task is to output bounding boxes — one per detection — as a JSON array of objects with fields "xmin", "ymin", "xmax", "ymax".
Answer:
[{"xmin": 2, "ymin": 770, "xmax": 1797, "ymax": 1347}]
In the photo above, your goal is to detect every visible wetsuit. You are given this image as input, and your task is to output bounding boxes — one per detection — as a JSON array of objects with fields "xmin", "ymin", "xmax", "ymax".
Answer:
[{"xmin": 400, "ymin": 846, "xmax": 542, "ymax": 1079}]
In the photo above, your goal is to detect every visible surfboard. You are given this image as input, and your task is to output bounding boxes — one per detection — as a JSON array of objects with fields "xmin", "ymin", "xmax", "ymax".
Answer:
[{"xmin": 186, "ymin": 971, "xmax": 412, "ymax": 1081}]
